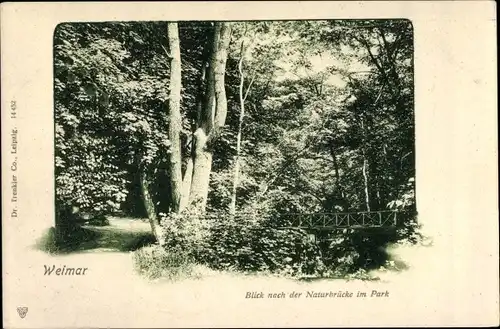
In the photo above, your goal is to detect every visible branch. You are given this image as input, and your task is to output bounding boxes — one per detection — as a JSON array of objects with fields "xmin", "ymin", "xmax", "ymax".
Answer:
[
  {"xmin": 243, "ymin": 73, "xmax": 256, "ymax": 102},
  {"xmin": 391, "ymin": 34, "xmax": 403, "ymax": 61},
  {"xmin": 308, "ymin": 154, "xmax": 336, "ymax": 163},
  {"xmin": 161, "ymin": 44, "xmax": 172, "ymax": 59},
  {"xmin": 356, "ymin": 35, "xmax": 387, "ymax": 81},
  {"xmin": 375, "ymin": 27, "xmax": 405, "ymax": 98},
  {"xmin": 373, "ymin": 81, "xmax": 386, "ymax": 107},
  {"xmin": 328, "ymin": 67, "xmax": 374, "ymax": 78},
  {"xmin": 401, "ymin": 151, "xmax": 412, "ymax": 161},
  {"xmin": 377, "ymin": 27, "xmax": 392, "ymax": 61},
  {"xmin": 257, "ymin": 120, "xmax": 331, "ymax": 199}
]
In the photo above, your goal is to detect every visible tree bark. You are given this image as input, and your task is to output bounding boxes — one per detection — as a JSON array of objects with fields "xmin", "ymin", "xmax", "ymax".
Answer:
[
  {"xmin": 362, "ymin": 155, "xmax": 371, "ymax": 212},
  {"xmin": 229, "ymin": 37, "xmax": 247, "ymax": 215},
  {"xmin": 367, "ymin": 152, "xmax": 382, "ymax": 210},
  {"xmin": 187, "ymin": 22, "xmax": 232, "ymax": 213},
  {"xmin": 179, "ymin": 157, "xmax": 193, "ymax": 212},
  {"xmin": 179, "ymin": 45, "xmax": 209, "ymax": 213},
  {"xmin": 139, "ymin": 169, "xmax": 165, "ymax": 245},
  {"xmin": 329, "ymin": 142, "xmax": 341, "ymax": 190},
  {"xmin": 189, "ymin": 128, "xmax": 213, "ymax": 211},
  {"xmin": 167, "ymin": 23, "xmax": 183, "ymax": 213},
  {"xmin": 360, "ymin": 117, "xmax": 371, "ymax": 212}
]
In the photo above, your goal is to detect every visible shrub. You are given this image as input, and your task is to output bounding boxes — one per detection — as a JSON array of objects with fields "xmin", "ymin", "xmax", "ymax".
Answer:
[
  {"xmin": 152, "ymin": 209, "xmax": 417, "ymax": 280},
  {"xmin": 133, "ymin": 245, "xmax": 196, "ymax": 281},
  {"xmin": 317, "ymin": 232, "xmax": 361, "ymax": 275},
  {"xmin": 200, "ymin": 213, "xmax": 324, "ymax": 276},
  {"xmin": 158, "ymin": 207, "xmax": 210, "ymax": 259}
]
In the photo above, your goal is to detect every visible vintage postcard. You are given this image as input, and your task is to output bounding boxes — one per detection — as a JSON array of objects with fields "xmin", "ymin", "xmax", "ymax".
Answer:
[{"xmin": 1, "ymin": 1, "xmax": 498, "ymax": 328}]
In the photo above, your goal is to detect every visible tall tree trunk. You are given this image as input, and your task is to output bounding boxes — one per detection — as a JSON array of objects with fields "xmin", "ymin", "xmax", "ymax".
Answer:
[
  {"xmin": 362, "ymin": 155, "xmax": 371, "ymax": 212},
  {"xmin": 375, "ymin": 180, "xmax": 382, "ymax": 209},
  {"xmin": 189, "ymin": 128, "xmax": 213, "ymax": 211},
  {"xmin": 229, "ymin": 37, "xmax": 248, "ymax": 215},
  {"xmin": 360, "ymin": 117, "xmax": 371, "ymax": 212},
  {"xmin": 180, "ymin": 44, "xmax": 209, "ymax": 213},
  {"xmin": 167, "ymin": 22, "xmax": 183, "ymax": 213},
  {"xmin": 179, "ymin": 157, "xmax": 193, "ymax": 212},
  {"xmin": 139, "ymin": 168, "xmax": 165, "ymax": 245},
  {"xmin": 329, "ymin": 143, "xmax": 349, "ymax": 211},
  {"xmin": 188, "ymin": 22, "xmax": 232, "ymax": 213},
  {"xmin": 329, "ymin": 142, "xmax": 341, "ymax": 190},
  {"xmin": 368, "ymin": 154, "xmax": 382, "ymax": 210}
]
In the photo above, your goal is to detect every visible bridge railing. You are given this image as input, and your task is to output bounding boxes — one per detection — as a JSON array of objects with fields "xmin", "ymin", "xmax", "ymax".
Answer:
[
  {"xmin": 274, "ymin": 210, "xmax": 399, "ymax": 229},
  {"xmin": 187, "ymin": 210, "xmax": 404, "ymax": 230}
]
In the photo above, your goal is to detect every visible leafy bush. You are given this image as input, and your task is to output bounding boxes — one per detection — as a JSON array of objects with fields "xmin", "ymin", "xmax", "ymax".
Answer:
[
  {"xmin": 133, "ymin": 245, "xmax": 196, "ymax": 281},
  {"xmin": 153, "ymin": 210, "xmax": 396, "ymax": 279},
  {"xmin": 388, "ymin": 177, "xmax": 425, "ymax": 245},
  {"xmin": 317, "ymin": 232, "xmax": 361, "ymax": 275},
  {"xmin": 200, "ymin": 213, "xmax": 326, "ymax": 276},
  {"xmin": 54, "ymin": 23, "xmax": 170, "ymax": 222},
  {"xmin": 159, "ymin": 207, "xmax": 211, "ymax": 259}
]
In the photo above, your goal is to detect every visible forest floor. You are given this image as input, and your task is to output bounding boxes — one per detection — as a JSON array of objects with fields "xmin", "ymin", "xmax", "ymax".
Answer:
[
  {"xmin": 49, "ymin": 216, "xmax": 155, "ymax": 254},
  {"xmin": 38, "ymin": 216, "xmax": 428, "ymax": 282}
]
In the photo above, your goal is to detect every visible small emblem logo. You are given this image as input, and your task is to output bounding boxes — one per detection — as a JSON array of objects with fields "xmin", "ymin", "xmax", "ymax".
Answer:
[{"xmin": 17, "ymin": 307, "xmax": 28, "ymax": 318}]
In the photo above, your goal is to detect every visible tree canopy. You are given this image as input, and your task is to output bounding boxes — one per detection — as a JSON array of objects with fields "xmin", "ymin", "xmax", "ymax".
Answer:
[{"xmin": 54, "ymin": 19, "xmax": 417, "ymax": 276}]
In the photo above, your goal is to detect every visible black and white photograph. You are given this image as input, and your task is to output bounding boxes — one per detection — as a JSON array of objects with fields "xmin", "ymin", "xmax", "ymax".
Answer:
[
  {"xmin": 1, "ymin": 2, "xmax": 498, "ymax": 328},
  {"xmin": 50, "ymin": 19, "xmax": 418, "ymax": 280}
]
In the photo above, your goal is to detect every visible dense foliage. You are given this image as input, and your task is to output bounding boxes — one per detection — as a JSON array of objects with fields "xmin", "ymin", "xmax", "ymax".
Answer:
[
  {"xmin": 54, "ymin": 20, "xmax": 418, "ymax": 277},
  {"xmin": 54, "ymin": 22, "xmax": 171, "ymax": 216}
]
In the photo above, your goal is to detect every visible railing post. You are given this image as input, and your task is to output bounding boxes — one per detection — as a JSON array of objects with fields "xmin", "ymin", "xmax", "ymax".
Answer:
[{"xmin": 378, "ymin": 211, "xmax": 382, "ymax": 226}]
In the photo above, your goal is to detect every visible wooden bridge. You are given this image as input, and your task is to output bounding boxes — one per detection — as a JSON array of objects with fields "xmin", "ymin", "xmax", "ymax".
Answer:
[
  {"xmin": 275, "ymin": 210, "xmax": 400, "ymax": 230},
  {"xmin": 197, "ymin": 210, "xmax": 403, "ymax": 230}
]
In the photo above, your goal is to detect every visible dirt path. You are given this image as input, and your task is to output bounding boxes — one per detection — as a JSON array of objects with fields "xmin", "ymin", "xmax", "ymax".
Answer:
[
  {"xmin": 104, "ymin": 216, "xmax": 152, "ymax": 232},
  {"xmin": 52, "ymin": 217, "xmax": 155, "ymax": 254}
]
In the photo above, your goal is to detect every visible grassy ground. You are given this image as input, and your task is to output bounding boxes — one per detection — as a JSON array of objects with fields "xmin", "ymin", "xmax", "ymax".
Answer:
[
  {"xmin": 37, "ymin": 216, "xmax": 413, "ymax": 280},
  {"xmin": 36, "ymin": 215, "xmax": 422, "ymax": 287}
]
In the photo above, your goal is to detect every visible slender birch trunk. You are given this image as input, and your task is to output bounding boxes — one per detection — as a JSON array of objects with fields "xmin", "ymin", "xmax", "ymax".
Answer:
[
  {"xmin": 360, "ymin": 116, "xmax": 371, "ymax": 212},
  {"xmin": 362, "ymin": 156, "xmax": 371, "ymax": 212}
]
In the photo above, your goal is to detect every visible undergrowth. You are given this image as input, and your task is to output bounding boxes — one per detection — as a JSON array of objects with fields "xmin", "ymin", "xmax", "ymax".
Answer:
[
  {"xmin": 133, "ymin": 245, "xmax": 199, "ymax": 281},
  {"xmin": 132, "ymin": 210, "xmax": 424, "ymax": 282}
]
